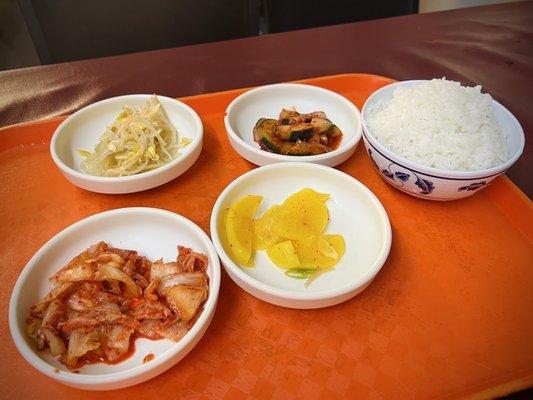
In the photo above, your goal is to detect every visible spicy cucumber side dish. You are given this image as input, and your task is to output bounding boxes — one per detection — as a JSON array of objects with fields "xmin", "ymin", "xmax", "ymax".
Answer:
[{"xmin": 253, "ymin": 108, "xmax": 343, "ymax": 156}]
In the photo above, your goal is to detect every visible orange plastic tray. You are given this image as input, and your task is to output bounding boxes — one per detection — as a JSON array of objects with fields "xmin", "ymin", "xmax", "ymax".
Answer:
[{"xmin": 1, "ymin": 74, "xmax": 532, "ymax": 399}]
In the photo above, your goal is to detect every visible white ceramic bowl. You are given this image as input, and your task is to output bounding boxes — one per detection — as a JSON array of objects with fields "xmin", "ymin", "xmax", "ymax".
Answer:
[
  {"xmin": 361, "ymin": 80, "xmax": 525, "ymax": 200},
  {"xmin": 50, "ymin": 95, "xmax": 203, "ymax": 194},
  {"xmin": 9, "ymin": 208, "xmax": 220, "ymax": 390},
  {"xmin": 210, "ymin": 162, "xmax": 391, "ymax": 309},
  {"xmin": 224, "ymin": 83, "xmax": 361, "ymax": 167}
]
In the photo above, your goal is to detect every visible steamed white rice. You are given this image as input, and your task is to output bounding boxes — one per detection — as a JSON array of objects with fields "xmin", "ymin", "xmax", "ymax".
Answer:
[{"xmin": 366, "ymin": 78, "xmax": 508, "ymax": 171}]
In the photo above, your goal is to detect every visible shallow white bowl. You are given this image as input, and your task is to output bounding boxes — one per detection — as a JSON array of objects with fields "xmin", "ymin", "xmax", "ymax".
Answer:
[
  {"xmin": 224, "ymin": 83, "xmax": 361, "ymax": 167},
  {"xmin": 9, "ymin": 208, "xmax": 220, "ymax": 390},
  {"xmin": 361, "ymin": 80, "xmax": 525, "ymax": 200},
  {"xmin": 51, "ymin": 95, "xmax": 203, "ymax": 194},
  {"xmin": 209, "ymin": 162, "xmax": 391, "ymax": 309}
]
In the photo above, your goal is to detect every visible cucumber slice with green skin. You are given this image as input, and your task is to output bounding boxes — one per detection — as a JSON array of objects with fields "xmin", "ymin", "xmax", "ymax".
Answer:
[
  {"xmin": 261, "ymin": 137, "xmax": 280, "ymax": 153},
  {"xmin": 253, "ymin": 118, "xmax": 267, "ymax": 140},
  {"xmin": 281, "ymin": 141, "xmax": 329, "ymax": 156},
  {"xmin": 276, "ymin": 124, "xmax": 292, "ymax": 140},
  {"xmin": 299, "ymin": 111, "xmax": 327, "ymax": 121},
  {"xmin": 285, "ymin": 268, "xmax": 316, "ymax": 279},
  {"xmin": 287, "ymin": 123, "xmax": 314, "ymax": 141},
  {"xmin": 254, "ymin": 118, "xmax": 281, "ymax": 153},
  {"xmin": 279, "ymin": 108, "xmax": 300, "ymax": 122},
  {"xmin": 311, "ymin": 118, "xmax": 333, "ymax": 134},
  {"xmin": 327, "ymin": 124, "xmax": 342, "ymax": 137},
  {"xmin": 278, "ymin": 123, "xmax": 315, "ymax": 142},
  {"xmin": 253, "ymin": 118, "xmax": 278, "ymax": 141},
  {"xmin": 289, "ymin": 128, "xmax": 314, "ymax": 142}
]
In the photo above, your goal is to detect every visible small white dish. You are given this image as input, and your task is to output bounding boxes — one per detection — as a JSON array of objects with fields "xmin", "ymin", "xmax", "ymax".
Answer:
[
  {"xmin": 224, "ymin": 83, "xmax": 362, "ymax": 167},
  {"xmin": 9, "ymin": 207, "xmax": 220, "ymax": 390},
  {"xmin": 50, "ymin": 95, "xmax": 203, "ymax": 194},
  {"xmin": 210, "ymin": 162, "xmax": 391, "ymax": 309},
  {"xmin": 361, "ymin": 80, "xmax": 525, "ymax": 200}
]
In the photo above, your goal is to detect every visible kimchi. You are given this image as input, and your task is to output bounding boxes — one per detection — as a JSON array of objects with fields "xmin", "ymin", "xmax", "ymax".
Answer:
[{"xmin": 26, "ymin": 242, "xmax": 209, "ymax": 369}]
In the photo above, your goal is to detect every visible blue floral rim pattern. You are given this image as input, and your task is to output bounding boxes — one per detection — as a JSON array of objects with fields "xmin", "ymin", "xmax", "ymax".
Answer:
[
  {"xmin": 368, "ymin": 148, "xmax": 435, "ymax": 195},
  {"xmin": 362, "ymin": 131, "xmax": 506, "ymax": 181},
  {"xmin": 367, "ymin": 148, "xmax": 489, "ymax": 196}
]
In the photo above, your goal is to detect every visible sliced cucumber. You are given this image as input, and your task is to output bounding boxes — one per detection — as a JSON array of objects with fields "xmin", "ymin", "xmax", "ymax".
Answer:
[
  {"xmin": 282, "ymin": 141, "xmax": 328, "ymax": 156},
  {"xmin": 253, "ymin": 118, "xmax": 277, "ymax": 138},
  {"xmin": 254, "ymin": 118, "xmax": 280, "ymax": 153},
  {"xmin": 327, "ymin": 124, "xmax": 342, "ymax": 137},
  {"xmin": 254, "ymin": 112, "xmax": 340, "ymax": 156},
  {"xmin": 261, "ymin": 137, "xmax": 280, "ymax": 153},
  {"xmin": 279, "ymin": 108, "xmax": 299, "ymax": 122},
  {"xmin": 289, "ymin": 129, "xmax": 314, "ymax": 141},
  {"xmin": 255, "ymin": 118, "xmax": 267, "ymax": 126},
  {"xmin": 311, "ymin": 118, "xmax": 333, "ymax": 134},
  {"xmin": 288, "ymin": 123, "xmax": 314, "ymax": 141},
  {"xmin": 276, "ymin": 124, "xmax": 292, "ymax": 140}
]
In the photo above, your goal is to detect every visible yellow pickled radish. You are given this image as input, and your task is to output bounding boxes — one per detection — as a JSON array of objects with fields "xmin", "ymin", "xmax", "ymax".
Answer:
[
  {"xmin": 266, "ymin": 240, "xmax": 301, "ymax": 269},
  {"xmin": 224, "ymin": 195, "xmax": 262, "ymax": 266},
  {"xmin": 221, "ymin": 188, "xmax": 345, "ymax": 285},
  {"xmin": 225, "ymin": 208, "xmax": 253, "ymax": 265},
  {"xmin": 273, "ymin": 196, "xmax": 328, "ymax": 240},
  {"xmin": 244, "ymin": 250, "xmax": 255, "ymax": 268},
  {"xmin": 283, "ymin": 188, "xmax": 330, "ymax": 205},
  {"xmin": 316, "ymin": 192, "xmax": 330, "ymax": 202},
  {"xmin": 232, "ymin": 195, "xmax": 263, "ymax": 218},
  {"xmin": 292, "ymin": 234, "xmax": 345, "ymax": 269},
  {"xmin": 317, "ymin": 237, "xmax": 338, "ymax": 259},
  {"xmin": 253, "ymin": 205, "xmax": 283, "ymax": 250}
]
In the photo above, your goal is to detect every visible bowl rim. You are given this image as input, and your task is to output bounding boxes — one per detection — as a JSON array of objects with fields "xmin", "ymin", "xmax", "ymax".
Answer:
[
  {"xmin": 361, "ymin": 80, "xmax": 526, "ymax": 179},
  {"xmin": 209, "ymin": 162, "xmax": 392, "ymax": 302},
  {"xmin": 50, "ymin": 94, "xmax": 203, "ymax": 184},
  {"xmin": 224, "ymin": 82, "xmax": 362, "ymax": 163},
  {"xmin": 8, "ymin": 207, "xmax": 220, "ymax": 386}
]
